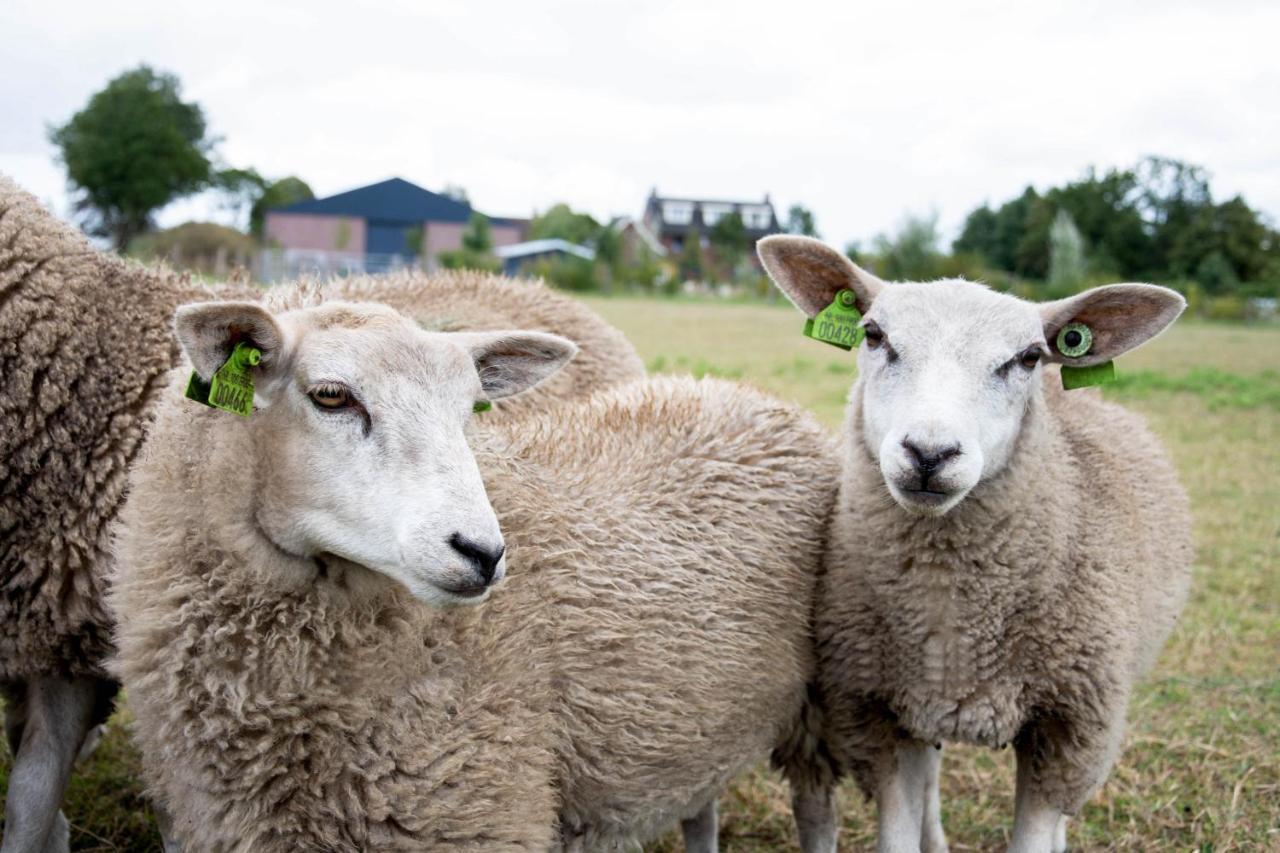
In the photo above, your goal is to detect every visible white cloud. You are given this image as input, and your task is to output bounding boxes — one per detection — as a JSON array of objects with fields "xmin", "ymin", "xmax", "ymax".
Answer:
[{"xmin": 1, "ymin": 0, "xmax": 1276, "ymax": 249}]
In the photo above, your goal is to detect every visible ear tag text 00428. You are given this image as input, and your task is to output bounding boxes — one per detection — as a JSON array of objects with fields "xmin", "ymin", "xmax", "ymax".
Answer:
[
  {"xmin": 1056, "ymin": 322, "xmax": 1115, "ymax": 390},
  {"xmin": 803, "ymin": 289, "xmax": 864, "ymax": 351},
  {"xmin": 184, "ymin": 342, "xmax": 261, "ymax": 417}
]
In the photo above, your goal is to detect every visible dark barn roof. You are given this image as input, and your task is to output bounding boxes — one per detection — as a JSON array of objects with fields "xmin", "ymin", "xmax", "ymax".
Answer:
[{"xmin": 276, "ymin": 178, "xmax": 479, "ymax": 225}]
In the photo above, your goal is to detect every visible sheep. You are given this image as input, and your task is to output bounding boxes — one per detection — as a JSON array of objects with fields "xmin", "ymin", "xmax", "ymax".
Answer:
[
  {"xmin": 0, "ymin": 174, "xmax": 260, "ymax": 853},
  {"xmin": 0, "ymin": 174, "xmax": 643, "ymax": 852},
  {"xmin": 757, "ymin": 235, "xmax": 1193, "ymax": 853},
  {"xmin": 108, "ymin": 294, "xmax": 839, "ymax": 852},
  {"xmin": 327, "ymin": 269, "xmax": 645, "ymax": 420}
]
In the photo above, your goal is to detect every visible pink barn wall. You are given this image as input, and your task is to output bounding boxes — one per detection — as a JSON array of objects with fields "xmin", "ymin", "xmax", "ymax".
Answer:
[{"xmin": 265, "ymin": 214, "xmax": 366, "ymax": 253}]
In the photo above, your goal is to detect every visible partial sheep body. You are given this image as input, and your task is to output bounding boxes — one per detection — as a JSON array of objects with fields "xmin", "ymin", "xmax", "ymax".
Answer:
[
  {"xmin": 111, "ymin": 359, "xmax": 836, "ymax": 850},
  {"xmin": 818, "ymin": 379, "xmax": 1192, "ymax": 809},
  {"xmin": 0, "ymin": 174, "xmax": 643, "ymax": 852},
  {"xmin": 328, "ymin": 270, "xmax": 645, "ymax": 419},
  {"xmin": 757, "ymin": 235, "xmax": 1192, "ymax": 853}
]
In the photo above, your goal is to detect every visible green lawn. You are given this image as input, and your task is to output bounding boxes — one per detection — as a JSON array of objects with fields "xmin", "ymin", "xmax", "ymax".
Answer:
[{"xmin": 3, "ymin": 296, "xmax": 1277, "ymax": 851}]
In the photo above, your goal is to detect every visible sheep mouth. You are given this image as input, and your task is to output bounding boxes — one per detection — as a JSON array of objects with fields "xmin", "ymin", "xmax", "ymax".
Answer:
[{"xmin": 433, "ymin": 582, "xmax": 490, "ymax": 600}]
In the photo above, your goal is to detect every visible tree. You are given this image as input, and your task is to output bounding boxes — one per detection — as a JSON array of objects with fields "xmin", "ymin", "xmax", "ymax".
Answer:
[
  {"xmin": 708, "ymin": 212, "xmax": 747, "ymax": 279},
  {"xmin": 678, "ymin": 229, "xmax": 703, "ymax": 281},
  {"xmin": 49, "ymin": 65, "xmax": 216, "ymax": 250},
  {"xmin": 1048, "ymin": 209, "xmax": 1087, "ymax": 293},
  {"xmin": 873, "ymin": 213, "xmax": 944, "ymax": 280},
  {"xmin": 786, "ymin": 204, "xmax": 818, "ymax": 237},
  {"xmin": 442, "ymin": 184, "xmax": 470, "ymax": 205},
  {"xmin": 438, "ymin": 212, "xmax": 500, "ymax": 272},
  {"xmin": 528, "ymin": 203, "xmax": 601, "ymax": 246},
  {"xmin": 250, "ymin": 176, "xmax": 314, "ymax": 239}
]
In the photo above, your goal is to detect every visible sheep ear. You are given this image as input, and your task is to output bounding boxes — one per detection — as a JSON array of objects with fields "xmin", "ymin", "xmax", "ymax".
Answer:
[
  {"xmin": 757, "ymin": 235, "xmax": 885, "ymax": 316},
  {"xmin": 458, "ymin": 331, "xmax": 578, "ymax": 399},
  {"xmin": 1040, "ymin": 284, "xmax": 1186, "ymax": 366},
  {"xmin": 174, "ymin": 301, "xmax": 285, "ymax": 381}
]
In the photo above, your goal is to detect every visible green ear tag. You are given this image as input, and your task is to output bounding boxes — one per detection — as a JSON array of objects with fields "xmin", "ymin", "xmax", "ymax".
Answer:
[
  {"xmin": 473, "ymin": 400, "xmax": 492, "ymax": 413},
  {"xmin": 803, "ymin": 289, "xmax": 864, "ymax": 351},
  {"xmin": 1056, "ymin": 322, "xmax": 1115, "ymax": 390},
  {"xmin": 185, "ymin": 343, "xmax": 261, "ymax": 416}
]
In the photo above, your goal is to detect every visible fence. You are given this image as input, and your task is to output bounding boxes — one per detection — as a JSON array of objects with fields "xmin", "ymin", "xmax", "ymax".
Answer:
[{"xmin": 255, "ymin": 248, "xmax": 430, "ymax": 283}]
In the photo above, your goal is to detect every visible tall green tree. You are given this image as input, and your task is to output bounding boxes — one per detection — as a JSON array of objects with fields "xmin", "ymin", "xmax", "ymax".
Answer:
[
  {"xmin": 529, "ymin": 203, "xmax": 601, "ymax": 246},
  {"xmin": 874, "ymin": 213, "xmax": 944, "ymax": 280},
  {"xmin": 250, "ymin": 176, "xmax": 314, "ymax": 239},
  {"xmin": 1048, "ymin": 209, "xmax": 1087, "ymax": 293},
  {"xmin": 49, "ymin": 65, "xmax": 216, "ymax": 250},
  {"xmin": 438, "ymin": 212, "xmax": 500, "ymax": 272},
  {"xmin": 786, "ymin": 204, "xmax": 818, "ymax": 237}
]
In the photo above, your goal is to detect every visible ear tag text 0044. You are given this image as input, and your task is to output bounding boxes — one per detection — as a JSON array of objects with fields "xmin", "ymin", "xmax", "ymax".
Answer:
[
  {"xmin": 184, "ymin": 342, "xmax": 261, "ymax": 417},
  {"xmin": 803, "ymin": 289, "xmax": 864, "ymax": 351},
  {"xmin": 1056, "ymin": 322, "xmax": 1115, "ymax": 390}
]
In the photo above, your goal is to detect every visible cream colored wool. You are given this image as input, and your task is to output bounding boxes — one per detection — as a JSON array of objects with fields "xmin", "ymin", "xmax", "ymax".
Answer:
[
  {"xmin": 111, "ymin": 344, "xmax": 836, "ymax": 850},
  {"xmin": 327, "ymin": 271, "xmax": 645, "ymax": 419},
  {"xmin": 0, "ymin": 174, "xmax": 640, "ymax": 687},
  {"xmin": 817, "ymin": 376, "xmax": 1192, "ymax": 813}
]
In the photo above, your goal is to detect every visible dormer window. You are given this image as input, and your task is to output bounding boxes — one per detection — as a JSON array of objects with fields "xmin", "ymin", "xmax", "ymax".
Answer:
[
  {"xmin": 742, "ymin": 205, "xmax": 772, "ymax": 229},
  {"xmin": 663, "ymin": 202, "xmax": 694, "ymax": 226},
  {"xmin": 702, "ymin": 203, "xmax": 733, "ymax": 226}
]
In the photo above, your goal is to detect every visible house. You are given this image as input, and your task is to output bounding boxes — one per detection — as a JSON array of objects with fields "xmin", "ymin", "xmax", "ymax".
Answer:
[
  {"xmin": 494, "ymin": 238, "xmax": 595, "ymax": 277},
  {"xmin": 261, "ymin": 177, "xmax": 526, "ymax": 280},
  {"xmin": 609, "ymin": 216, "xmax": 669, "ymax": 265},
  {"xmin": 641, "ymin": 189, "xmax": 782, "ymax": 256}
]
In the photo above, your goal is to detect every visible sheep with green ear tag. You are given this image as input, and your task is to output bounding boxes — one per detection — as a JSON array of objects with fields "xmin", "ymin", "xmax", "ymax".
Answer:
[{"xmin": 759, "ymin": 235, "xmax": 1193, "ymax": 853}]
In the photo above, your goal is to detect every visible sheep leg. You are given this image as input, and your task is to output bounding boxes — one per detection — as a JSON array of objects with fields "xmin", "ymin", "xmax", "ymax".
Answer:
[
  {"xmin": 679, "ymin": 799, "xmax": 718, "ymax": 853},
  {"xmin": 919, "ymin": 743, "xmax": 948, "ymax": 853},
  {"xmin": 0, "ymin": 675, "xmax": 102, "ymax": 853},
  {"xmin": 874, "ymin": 739, "xmax": 934, "ymax": 853},
  {"xmin": 790, "ymin": 780, "xmax": 838, "ymax": 853},
  {"xmin": 1008, "ymin": 746, "xmax": 1065, "ymax": 853}
]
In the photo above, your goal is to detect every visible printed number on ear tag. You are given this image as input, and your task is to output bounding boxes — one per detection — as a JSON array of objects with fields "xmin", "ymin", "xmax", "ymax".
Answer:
[
  {"xmin": 803, "ymin": 289, "xmax": 864, "ymax": 351},
  {"xmin": 184, "ymin": 342, "xmax": 261, "ymax": 416},
  {"xmin": 1056, "ymin": 322, "xmax": 1116, "ymax": 390}
]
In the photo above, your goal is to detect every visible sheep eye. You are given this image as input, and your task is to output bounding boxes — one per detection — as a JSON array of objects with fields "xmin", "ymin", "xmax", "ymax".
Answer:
[
  {"xmin": 308, "ymin": 384, "xmax": 351, "ymax": 410},
  {"xmin": 863, "ymin": 321, "xmax": 885, "ymax": 349},
  {"xmin": 1019, "ymin": 348, "xmax": 1043, "ymax": 370}
]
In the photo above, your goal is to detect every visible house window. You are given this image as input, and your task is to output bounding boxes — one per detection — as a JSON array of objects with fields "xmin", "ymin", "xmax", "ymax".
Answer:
[
  {"xmin": 742, "ymin": 205, "xmax": 772, "ymax": 230},
  {"xmin": 701, "ymin": 203, "xmax": 733, "ymax": 226},
  {"xmin": 663, "ymin": 201, "xmax": 693, "ymax": 226}
]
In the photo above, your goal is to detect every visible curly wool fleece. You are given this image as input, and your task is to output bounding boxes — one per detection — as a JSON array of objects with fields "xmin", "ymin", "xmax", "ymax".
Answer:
[{"xmin": 111, "ymin": 368, "xmax": 837, "ymax": 851}]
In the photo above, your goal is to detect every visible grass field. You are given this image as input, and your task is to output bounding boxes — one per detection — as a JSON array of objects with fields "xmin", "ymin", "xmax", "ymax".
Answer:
[{"xmin": 3, "ymin": 296, "xmax": 1277, "ymax": 851}]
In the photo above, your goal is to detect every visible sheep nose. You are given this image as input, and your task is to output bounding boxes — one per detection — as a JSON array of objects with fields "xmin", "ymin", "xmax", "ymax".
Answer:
[
  {"xmin": 448, "ymin": 534, "xmax": 506, "ymax": 584},
  {"xmin": 902, "ymin": 438, "xmax": 962, "ymax": 484}
]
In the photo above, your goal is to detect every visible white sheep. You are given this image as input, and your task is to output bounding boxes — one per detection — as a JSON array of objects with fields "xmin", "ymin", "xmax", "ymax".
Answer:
[
  {"xmin": 109, "ymin": 294, "xmax": 838, "ymax": 851},
  {"xmin": 0, "ymin": 172, "xmax": 644, "ymax": 853},
  {"xmin": 759, "ymin": 235, "xmax": 1193, "ymax": 853}
]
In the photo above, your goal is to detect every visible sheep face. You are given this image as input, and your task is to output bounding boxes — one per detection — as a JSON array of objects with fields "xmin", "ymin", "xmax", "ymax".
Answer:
[
  {"xmin": 174, "ymin": 299, "xmax": 576, "ymax": 606},
  {"xmin": 759, "ymin": 235, "xmax": 1185, "ymax": 517}
]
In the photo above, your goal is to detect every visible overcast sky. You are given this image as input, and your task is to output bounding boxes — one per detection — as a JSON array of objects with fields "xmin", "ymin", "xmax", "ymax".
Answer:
[{"xmin": 3, "ymin": 0, "xmax": 1276, "ymax": 248}]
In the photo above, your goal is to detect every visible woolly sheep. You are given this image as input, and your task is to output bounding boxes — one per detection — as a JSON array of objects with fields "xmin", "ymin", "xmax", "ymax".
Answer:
[
  {"xmin": 0, "ymin": 174, "xmax": 642, "ymax": 852},
  {"xmin": 109, "ymin": 295, "xmax": 838, "ymax": 851},
  {"xmin": 758, "ymin": 236, "xmax": 1193, "ymax": 853}
]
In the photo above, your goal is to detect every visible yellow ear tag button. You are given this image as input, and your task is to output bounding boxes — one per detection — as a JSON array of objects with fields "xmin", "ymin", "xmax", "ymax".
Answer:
[{"xmin": 803, "ymin": 289, "xmax": 864, "ymax": 351}]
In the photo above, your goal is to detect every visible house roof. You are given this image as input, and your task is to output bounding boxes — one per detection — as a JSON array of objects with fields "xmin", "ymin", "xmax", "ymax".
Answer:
[
  {"xmin": 610, "ymin": 216, "xmax": 669, "ymax": 256},
  {"xmin": 275, "ymin": 177, "xmax": 485, "ymax": 224},
  {"xmin": 494, "ymin": 238, "xmax": 596, "ymax": 262}
]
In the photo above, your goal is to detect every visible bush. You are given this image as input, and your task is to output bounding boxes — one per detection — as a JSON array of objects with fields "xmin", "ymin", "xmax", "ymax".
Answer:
[{"xmin": 128, "ymin": 221, "xmax": 255, "ymax": 274}]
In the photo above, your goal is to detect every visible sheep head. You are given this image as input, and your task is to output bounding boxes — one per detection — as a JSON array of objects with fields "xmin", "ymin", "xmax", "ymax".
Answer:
[
  {"xmin": 173, "ymin": 298, "xmax": 577, "ymax": 605},
  {"xmin": 759, "ymin": 235, "xmax": 1184, "ymax": 516}
]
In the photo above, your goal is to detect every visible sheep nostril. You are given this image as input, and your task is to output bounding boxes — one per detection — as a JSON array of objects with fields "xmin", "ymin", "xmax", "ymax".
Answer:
[
  {"xmin": 448, "ymin": 534, "xmax": 505, "ymax": 584},
  {"xmin": 902, "ymin": 438, "xmax": 962, "ymax": 477}
]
